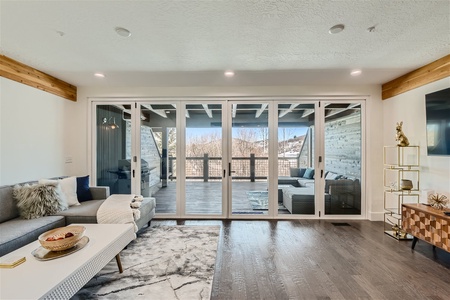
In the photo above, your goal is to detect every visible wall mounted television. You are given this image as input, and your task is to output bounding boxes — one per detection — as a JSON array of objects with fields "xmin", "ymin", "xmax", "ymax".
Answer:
[{"xmin": 425, "ymin": 87, "xmax": 450, "ymax": 156}]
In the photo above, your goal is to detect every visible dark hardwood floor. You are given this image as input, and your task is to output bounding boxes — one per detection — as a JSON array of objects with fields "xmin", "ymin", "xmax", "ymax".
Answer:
[{"xmin": 150, "ymin": 220, "xmax": 450, "ymax": 300}]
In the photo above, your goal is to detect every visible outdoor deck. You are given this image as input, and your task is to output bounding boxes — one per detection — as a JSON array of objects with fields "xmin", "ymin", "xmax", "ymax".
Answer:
[{"xmin": 153, "ymin": 181, "xmax": 289, "ymax": 215}]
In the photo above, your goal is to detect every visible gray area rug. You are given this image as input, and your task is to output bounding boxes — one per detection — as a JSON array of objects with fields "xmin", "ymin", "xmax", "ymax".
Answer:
[{"xmin": 73, "ymin": 225, "xmax": 220, "ymax": 300}]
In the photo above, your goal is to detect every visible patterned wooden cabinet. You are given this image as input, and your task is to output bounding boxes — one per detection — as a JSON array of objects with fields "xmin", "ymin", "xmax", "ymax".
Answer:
[{"xmin": 402, "ymin": 203, "xmax": 450, "ymax": 252}]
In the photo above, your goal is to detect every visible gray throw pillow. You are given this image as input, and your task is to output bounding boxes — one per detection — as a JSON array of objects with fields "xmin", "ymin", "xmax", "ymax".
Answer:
[
  {"xmin": 290, "ymin": 167, "xmax": 307, "ymax": 177},
  {"xmin": 13, "ymin": 182, "xmax": 68, "ymax": 219},
  {"xmin": 289, "ymin": 167, "xmax": 300, "ymax": 177}
]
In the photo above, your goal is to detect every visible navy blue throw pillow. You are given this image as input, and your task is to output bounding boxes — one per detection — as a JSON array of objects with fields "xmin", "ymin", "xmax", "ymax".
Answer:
[
  {"xmin": 303, "ymin": 168, "xmax": 315, "ymax": 179},
  {"xmin": 298, "ymin": 168, "xmax": 307, "ymax": 177},
  {"xmin": 77, "ymin": 175, "xmax": 93, "ymax": 202}
]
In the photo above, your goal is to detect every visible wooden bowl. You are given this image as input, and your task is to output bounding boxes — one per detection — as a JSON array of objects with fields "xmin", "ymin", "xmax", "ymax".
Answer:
[{"xmin": 38, "ymin": 226, "xmax": 86, "ymax": 252}]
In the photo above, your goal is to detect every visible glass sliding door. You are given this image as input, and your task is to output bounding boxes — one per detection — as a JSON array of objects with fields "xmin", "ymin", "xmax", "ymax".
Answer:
[
  {"xmin": 323, "ymin": 102, "xmax": 362, "ymax": 215},
  {"xmin": 230, "ymin": 102, "xmax": 270, "ymax": 216},
  {"xmin": 94, "ymin": 98, "xmax": 364, "ymax": 219},
  {"xmin": 277, "ymin": 103, "xmax": 316, "ymax": 215},
  {"xmin": 185, "ymin": 103, "xmax": 224, "ymax": 215},
  {"xmin": 95, "ymin": 104, "xmax": 133, "ymax": 195},
  {"xmin": 139, "ymin": 103, "xmax": 177, "ymax": 214}
]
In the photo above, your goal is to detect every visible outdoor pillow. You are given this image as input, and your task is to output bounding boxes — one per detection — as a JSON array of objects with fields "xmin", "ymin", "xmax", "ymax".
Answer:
[
  {"xmin": 303, "ymin": 168, "xmax": 314, "ymax": 179},
  {"xmin": 289, "ymin": 167, "xmax": 301, "ymax": 177},
  {"xmin": 298, "ymin": 168, "xmax": 306, "ymax": 177},
  {"xmin": 77, "ymin": 175, "xmax": 93, "ymax": 202},
  {"xmin": 325, "ymin": 172, "xmax": 339, "ymax": 180}
]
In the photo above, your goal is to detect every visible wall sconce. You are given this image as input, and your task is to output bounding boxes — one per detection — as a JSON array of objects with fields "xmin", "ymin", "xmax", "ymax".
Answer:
[{"xmin": 102, "ymin": 117, "xmax": 120, "ymax": 129}]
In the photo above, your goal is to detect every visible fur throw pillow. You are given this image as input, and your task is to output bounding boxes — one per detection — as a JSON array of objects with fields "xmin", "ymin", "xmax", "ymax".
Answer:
[{"xmin": 13, "ymin": 182, "xmax": 68, "ymax": 219}]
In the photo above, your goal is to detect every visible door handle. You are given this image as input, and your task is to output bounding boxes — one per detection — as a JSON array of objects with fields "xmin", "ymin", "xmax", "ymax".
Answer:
[
  {"xmin": 321, "ymin": 170, "xmax": 324, "ymax": 178},
  {"xmin": 223, "ymin": 169, "xmax": 226, "ymax": 178},
  {"xmin": 228, "ymin": 163, "xmax": 236, "ymax": 176}
]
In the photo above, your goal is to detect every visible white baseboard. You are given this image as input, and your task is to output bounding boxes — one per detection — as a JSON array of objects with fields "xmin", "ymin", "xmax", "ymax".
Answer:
[{"xmin": 368, "ymin": 211, "xmax": 384, "ymax": 221}]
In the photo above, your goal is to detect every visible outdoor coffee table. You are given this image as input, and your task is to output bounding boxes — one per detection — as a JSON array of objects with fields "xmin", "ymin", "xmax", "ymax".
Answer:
[{"xmin": 0, "ymin": 223, "xmax": 135, "ymax": 299}]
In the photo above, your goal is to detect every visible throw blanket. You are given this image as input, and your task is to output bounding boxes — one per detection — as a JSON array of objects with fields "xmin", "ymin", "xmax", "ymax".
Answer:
[{"xmin": 97, "ymin": 194, "xmax": 141, "ymax": 232}]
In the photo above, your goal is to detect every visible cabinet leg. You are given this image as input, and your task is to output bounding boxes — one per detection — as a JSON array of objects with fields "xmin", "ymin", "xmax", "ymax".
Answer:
[{"xmin": 411, "ymin": 237, "xmax": 418, "ymax": 249}]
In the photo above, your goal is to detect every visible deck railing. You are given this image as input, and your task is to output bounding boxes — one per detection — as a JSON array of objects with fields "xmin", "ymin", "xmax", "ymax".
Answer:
[{"xmin": 168, "ymin": 154, "xmax": 299, "ymax": 181}]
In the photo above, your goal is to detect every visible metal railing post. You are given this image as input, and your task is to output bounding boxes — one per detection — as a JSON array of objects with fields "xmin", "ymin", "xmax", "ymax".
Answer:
[
  {"xmin": 250, "ymin": 153, "xmax": 255, "ymax": 182},
  {"xmin": 203, "ymin": 153, "xmax": 209, "ymax": 182}
]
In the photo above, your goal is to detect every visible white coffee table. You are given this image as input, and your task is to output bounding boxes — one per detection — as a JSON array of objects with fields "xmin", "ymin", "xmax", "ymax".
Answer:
[{"xmin": 0, "ymin": 223, "xmax": 136, "ymax": 300}]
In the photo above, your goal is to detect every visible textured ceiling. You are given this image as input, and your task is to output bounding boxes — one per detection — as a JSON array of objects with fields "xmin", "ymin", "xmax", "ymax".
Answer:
[{"xmin": 0, "ymin": 0, "xmax": 449, "ymax": 87}]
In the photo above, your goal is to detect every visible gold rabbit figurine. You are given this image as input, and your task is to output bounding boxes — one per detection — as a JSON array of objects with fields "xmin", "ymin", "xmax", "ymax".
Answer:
[{"xmin": 395, "ymin": 121, "xmax": 410, "ymax": 147}]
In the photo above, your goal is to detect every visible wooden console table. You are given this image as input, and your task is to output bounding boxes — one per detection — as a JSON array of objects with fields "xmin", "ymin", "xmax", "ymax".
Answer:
[{"xmin": 402, "ymin": 203, "xmax": 450, "ymax": 252}]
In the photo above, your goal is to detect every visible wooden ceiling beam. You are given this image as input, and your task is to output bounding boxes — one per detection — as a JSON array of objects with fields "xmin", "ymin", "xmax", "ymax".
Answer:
[
  {"xmin": 0, "ymin": 54, "xmax": 77, "ymax": 101},
  {"xmin": 382, "ymin": 54, "xmax": 450, "ymax": 100}
]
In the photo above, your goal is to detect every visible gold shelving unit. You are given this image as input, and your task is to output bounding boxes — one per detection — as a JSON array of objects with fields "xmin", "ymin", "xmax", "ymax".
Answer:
[{"xmin": 383, "ymin": 146, "xmax": 420, "ymax": 240}]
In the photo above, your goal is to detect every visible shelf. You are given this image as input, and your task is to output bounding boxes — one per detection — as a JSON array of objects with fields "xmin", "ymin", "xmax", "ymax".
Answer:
[
  {"xmin": 384, "ymin": 191, "xmax": 420, "ymax": 215},
  {"xmin": 383, "ymin": 146, "xmax": 420, "ymax": 239},
  {"xmin": 384, "ymin": 146, "xmax": 420, "ymax": 167},
  {"xmin": 384, "ymin": 168, "xmax": 420, "ymax": 191},
  {"xmin": 384, "ymin": 230, "xmax": 414, "ymax": 240}
]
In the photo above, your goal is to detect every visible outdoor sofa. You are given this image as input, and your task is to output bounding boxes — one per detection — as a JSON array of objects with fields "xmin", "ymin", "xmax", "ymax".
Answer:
[{"xmin": 279, "ymin": 167, "xmax": 361, "ymax": 214}]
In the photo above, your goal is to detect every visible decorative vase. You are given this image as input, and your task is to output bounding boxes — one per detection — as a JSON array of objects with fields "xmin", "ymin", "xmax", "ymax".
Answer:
[{"xmin": 400, "ymin": 179, "xmax": 413, "ymax": 190}]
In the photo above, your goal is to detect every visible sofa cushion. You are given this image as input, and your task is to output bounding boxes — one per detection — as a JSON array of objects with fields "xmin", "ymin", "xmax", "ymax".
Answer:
[
  {"xmin": 303, "ymin": 168, "xmax": 315, "ymax": 179},
  {"xmin": 13, "ymin": 183, "xmax": 68, "ymax": 219},
  {"xmin": 54, "ymin": 199, "xmax": 105, "ymax": 225},
  {"xmin": 297, "ymin": 178, "xmax": 314, "ymax": 187},
  {"xmin": 0, "ymin": 215, "xmax": 65, "ymax": 257},
  {"xmin": 278, "ymin": 176, "xmax": 301, "ymax": 187},
  {"xmin": 77, "ymin": 175, "xmax": 93, "ymax": 202},
  {"xmin": 0, "ymin": 185, "xmax": 19, "ymax": 223},
  {"xmin": 289, "ymin": 167, "xmax": 306, "ymax": 177}
]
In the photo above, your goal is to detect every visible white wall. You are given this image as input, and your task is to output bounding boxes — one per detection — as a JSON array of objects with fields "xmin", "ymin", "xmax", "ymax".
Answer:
[
  {"xmin": 0, "ymin": 78, "xmax": 77, "ymax": 185},
  {"xmin": 383, "ymin": 77, "xmax": 450, "ymax": 201},
  {"xmin": 74, "ymin": 85, "xmax": 384, "ymax": 220}
]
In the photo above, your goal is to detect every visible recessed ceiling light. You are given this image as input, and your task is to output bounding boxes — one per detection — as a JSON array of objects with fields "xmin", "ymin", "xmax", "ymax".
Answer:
[
  {"xmin": 350, "ymin": 69, "xmax": 362, "ymax": 76},
  {"xmin": 329, "ymin": 24, "xmax": 345, "ymax": 34},
  {"xmin": 94, "ymin": 73, "xmax": 105, "ymax": 78},
  {"xmin": 115, "ymin": 27, "xmax": 131, "ymax": 37},
  {"xmin": 224, "ymin": 71, "xmax": 235, "ymax": 77}
]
